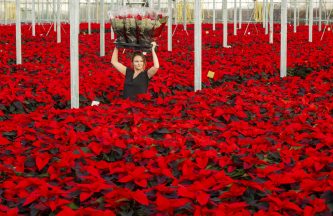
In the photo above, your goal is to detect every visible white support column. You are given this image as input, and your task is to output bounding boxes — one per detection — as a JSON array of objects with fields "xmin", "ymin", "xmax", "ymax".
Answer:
[
  {"xmin": 88, "ymin": 0, "xmax": 91, "ymax": 34},
  {"xmin": 319, "ymin": 0, "xmax": 322, "ymax": 31},
  {"xmin": 168, "ymin": 0, "xmax": 172, "ymax": 51},
  {"xmin": 149, "ymin": 0, "xmax": 153, "ymax": 8},
  {"xmin": 309, "ymin": 0, "xmax": 313, "ymax": 42},
  {"xmin": 32, "ymin": 0, "xmax": 36, "ymax": 36},
  {"xmin": 269, "ymin": 0, "xmax": 274, "ymax": 44},
  {"xmin": 183, "ymin": 0, "xmax": 186, "ymax": 31},
  {"xmin": 293, "ymin": 0, "xmax": 297, "ymax": 33},
  {"xmin": 194, "ymin": 0, "xmax": 201, "ymax": 91},
  {"xmin": 70, "ymin": 0, "xmax": 80, "ymax": 109},
  {"xmin": 265, "ymin": 0, "xmax": 268, "ymax": 34},
  {"xmin": 16, "ymin": 0, "xmax": 22, "ymax": 65},
  {"xmin": 53, "ymin": 0, "xmax": 56, "ymax": 31},
  {"xmin": 239, "ymin": 0, "xmax": 242, "ymax": 29},
  {"xmin": 222, "ymin": 0, "xmax": 228, "ymax": 47},
  {"xmin": 57, "ymin": 0, "xmax": 61, "ymax": 43},
  {"xmin": 158, "ymin": 0, "xmax": 161, "ymax": 10},
  {"xmin": 100, "ymin": 0, "xmax": 105, "ymax": 56},
  {"xmin": 280, "ymin": 0, "xmax": 287, "ymax": 78},
  {"xmin": 213, "ymin": 0, "xmax": 216, "ymax": 31},
  {"xmin": 233, "ymin": 0, "xmax": 237, "ymax": 35}
]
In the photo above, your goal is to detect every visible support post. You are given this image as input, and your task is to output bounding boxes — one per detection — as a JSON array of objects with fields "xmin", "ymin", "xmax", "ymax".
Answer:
[
  {"xmin": 294, "ymin": 0, "xmax": 297, "ymax": 33},
  {"xmin": 88, "ymin": 0, "xmax": 91, "ymax": 34},
  {"xmin": 70, "ymin": 0, "xmax": 80, "ymax": 108},
  {"xmin": 319, "ymin": 0, "xmax": 322, "ymax": 31},
  {"xmin": 57, "ymin": 0, "xmax": 61, "ymax": 43},
  {"xmin": 239, "ymin": 0, "xmax": 242, "ymax": 29},
  {"xmin": 233, "ymin": 0, "xmax": 237, "ymax": 35},
  {"xmin": 280, "ymin": 0, "xmax": 287, "ymax": 77},
  {"xmin": 168, "ymin": 0, "xmax": 172, "ymax": 51},
  {"xmin": 269, "ymin": 0, "xmax": 274, "ymax": 44},
  {"xmin": 194, "ymin": 0, "xmax": 201, "ymax": 91},
  {"xmin": 32, "ymin": 0, "xmax": 36, "ymax": 36},
  {"xmin": 213, "ymin": 0, "xmax": 216, "ymax": 31},
  {"xmin": 100, "ymin": 0, "xmax": 105, "ymax": 56},
  {"xmin": 309, "ymin": 0, "xmax": 313, "ymax": 42},
  {"xmin": 16, "ymin": 0, "xmax": 22, "ymax": 65},
  {"xmin": 183, "ymin": 0, "xmax": 186, "ymax": 31},
  {"xmin": 223, "ymin": 0, "xmax": 228, "ymax": 47},
  {"xmin": 265, "ymin": 0, "xmax": 268, "ymax": 34}
]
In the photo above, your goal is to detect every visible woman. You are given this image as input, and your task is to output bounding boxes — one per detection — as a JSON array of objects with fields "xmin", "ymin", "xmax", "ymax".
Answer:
[{"xmin": 111, "ymin": 42, "xmax": 159, "ymax": 100}]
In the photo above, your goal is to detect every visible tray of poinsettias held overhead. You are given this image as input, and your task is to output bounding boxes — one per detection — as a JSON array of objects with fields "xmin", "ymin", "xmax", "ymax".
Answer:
[{"xmin": 109, "ymin": 7, "xmax": 168, "ymax": 52}]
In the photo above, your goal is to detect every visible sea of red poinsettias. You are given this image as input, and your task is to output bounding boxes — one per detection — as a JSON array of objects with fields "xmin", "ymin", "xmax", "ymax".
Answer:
[{"xmin": 0, "ymin": 23, "xmax": 332, "ymax": 215}]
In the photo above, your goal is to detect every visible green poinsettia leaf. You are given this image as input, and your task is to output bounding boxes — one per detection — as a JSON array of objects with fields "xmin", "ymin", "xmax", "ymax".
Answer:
[
  {"xmin": 95, "ymin": 196, "xmax": 104, "ymax": 204},
  {"xmin": 67, "ymin": 202, "xmax": 79, "ymax": 210},
  {"xmin": 227, "ymin": 168, "xmax": 246, "ymax": 178},
  {"xmin": 80, "ymin": 147, "xmax": 90, "ymax": 153}
]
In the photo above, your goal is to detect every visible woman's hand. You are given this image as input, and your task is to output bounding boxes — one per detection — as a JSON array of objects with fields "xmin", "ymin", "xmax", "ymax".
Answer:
[{"xmin": 151, "ymin": 41, "xmax": 157, "ymax": 51}]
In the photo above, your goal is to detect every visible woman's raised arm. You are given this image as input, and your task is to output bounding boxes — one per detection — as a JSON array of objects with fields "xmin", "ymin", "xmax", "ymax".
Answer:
[
  {"xmin": 111, "ymin": 47, "xmax": 127, "ymax": 75},
  {"xmin": 147, "ymin": 42, "xmax": 159, "ymax": 78}
]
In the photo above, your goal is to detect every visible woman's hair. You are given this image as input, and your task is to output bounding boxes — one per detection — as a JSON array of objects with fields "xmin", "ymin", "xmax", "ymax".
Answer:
[{"xmin": 131, "ymin": 52, "xmax": 147, "ymax": 65}]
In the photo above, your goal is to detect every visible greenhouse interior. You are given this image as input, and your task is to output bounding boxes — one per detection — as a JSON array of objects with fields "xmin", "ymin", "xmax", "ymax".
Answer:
[{"xmin": 1, "ymin": 0, "xmax": 333, "ymax": 215}]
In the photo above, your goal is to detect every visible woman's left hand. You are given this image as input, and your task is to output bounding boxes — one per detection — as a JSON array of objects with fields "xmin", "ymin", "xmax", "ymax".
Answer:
[{"xmin": 151, "ymin": 41, "xmax": 157, "ymax": 50}]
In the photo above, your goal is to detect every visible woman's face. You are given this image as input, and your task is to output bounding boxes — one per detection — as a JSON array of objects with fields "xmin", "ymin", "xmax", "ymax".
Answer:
[{"xmin": 132, "ymin": 56, "xmax": 145, "ymax": 71}]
